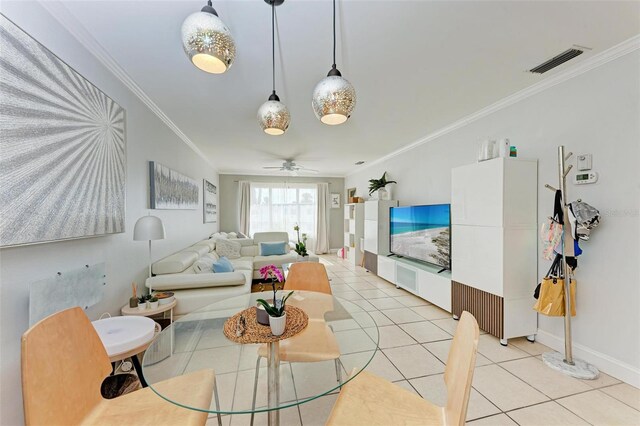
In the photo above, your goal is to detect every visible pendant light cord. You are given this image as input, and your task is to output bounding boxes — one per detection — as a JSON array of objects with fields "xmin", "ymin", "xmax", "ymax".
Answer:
[
  {"xmin": 272, "ymin": 2, "xmax": 276, "ymax": 94},
  {"xmin": 332, "ymin": 0, "xmax": 336, "ymax": 67}
]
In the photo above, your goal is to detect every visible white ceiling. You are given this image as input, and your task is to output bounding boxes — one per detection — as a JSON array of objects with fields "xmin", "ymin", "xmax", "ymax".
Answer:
[{"xmin": 59, "ymin": 0, "xmax": 639, "ymax": 176}]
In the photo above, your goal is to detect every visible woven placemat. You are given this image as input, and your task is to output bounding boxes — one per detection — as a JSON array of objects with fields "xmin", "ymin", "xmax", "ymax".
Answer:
[{"xmin": 223, "ymin": 305, "xmax": 308, "ymax": 344}]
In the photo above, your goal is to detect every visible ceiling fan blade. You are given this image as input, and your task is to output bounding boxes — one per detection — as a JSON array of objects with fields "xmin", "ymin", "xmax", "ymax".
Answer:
[
  {"xmin": 263, "ymin": 166, "xmax": 284, "ymax": 169},
  {"xmin": 297, "ymin": 168, "xmax": 319, "ymax": 174}
]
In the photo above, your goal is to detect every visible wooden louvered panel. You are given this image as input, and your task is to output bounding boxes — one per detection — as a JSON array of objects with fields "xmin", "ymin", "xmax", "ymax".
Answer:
[{"xmin": 452, "ymin": 281, "xmax": 504, "ymax": 339}]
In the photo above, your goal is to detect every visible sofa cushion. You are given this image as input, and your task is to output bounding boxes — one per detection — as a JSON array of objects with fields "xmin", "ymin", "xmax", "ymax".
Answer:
[
  {"xmin": 195, "ymin": 239, "xmax": 216, "ymax": 251},
  {"xmin": 259, "ymin": 241, "xmax": 288, "ymax": 256},
  {"xmin": 193, "ymin": 257, "xmax": 215, "ymax": 274},
  {"xmin": 152, "ymin": 251, "xmax": 199, "ymax": 275},
  {"xmin": 146, "ymin": 271, "xmax": 247, "ymax": 291},
  {"xmin": 253, "ymin": 232, "xmax": 290, "ymax": 245},
  {"xmin": 240, "ymin": 245, "xmax": 258, "ymax": 257},
  {"xmin": 252, "ymin": 253, "xmax": 299, "ymax": 269},
  {"xmin": 202, "ymin": 252, "xmax": 220, "ymax": 261},
  {"xmin": 183, "ymin": 244, "xmax": 210, "ymax": 257},
  {"xmin": 215, "ymin": 239, "xmax": 241, "ymax": 259},
  {"xmin": 229, "ymin": 257, "xmax": 253, "ymax": 271},
  {"xmin": 212, "ymin": 257, "xmax": 234, "ymax": 273}
]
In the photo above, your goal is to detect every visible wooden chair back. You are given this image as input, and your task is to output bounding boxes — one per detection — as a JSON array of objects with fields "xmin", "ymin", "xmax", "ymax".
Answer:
[
  {"xmin": 284, "ymin": 263, "xmax": 332, "ymax": 294},
  {"xmin": 21, "ymin": 307, "xmax": 112, "ymax": 425},
  {"xmin": 443, "ymin": 311, "xmax": 479, "ymax": 426}
]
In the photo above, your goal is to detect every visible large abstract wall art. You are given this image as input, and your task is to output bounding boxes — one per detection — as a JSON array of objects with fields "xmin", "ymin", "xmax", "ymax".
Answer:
[
  {"xmin": 149, "ymin": 161, "xmax": 199, "ymax": 210},
  {"xmin": 0, "ymin": 15, "xmax": 126, "ymax": 247}
]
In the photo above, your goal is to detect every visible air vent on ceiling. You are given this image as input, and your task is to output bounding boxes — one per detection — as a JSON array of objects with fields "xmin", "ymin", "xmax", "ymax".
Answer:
[{"xmin": 529, "ymin": 48, "xmax": 584, "ymax": 74}]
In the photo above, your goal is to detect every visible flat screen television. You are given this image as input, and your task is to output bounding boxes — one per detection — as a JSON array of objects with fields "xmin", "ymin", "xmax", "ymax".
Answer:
[{"xmin": 390, "ymin": 204, "xmax": 451, "ymax": 269}]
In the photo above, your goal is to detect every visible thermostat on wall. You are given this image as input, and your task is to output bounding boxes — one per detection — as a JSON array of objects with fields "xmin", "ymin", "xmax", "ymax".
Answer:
[{"xmin": 574, "ymin": 171, "xmax": 598, "ymax": 185}]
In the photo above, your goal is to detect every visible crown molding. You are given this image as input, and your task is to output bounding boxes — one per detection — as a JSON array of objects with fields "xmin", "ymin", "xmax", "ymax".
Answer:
[
  {"xmin": 218, "ymin": 170, "xmax": 346, "ymax": 179},
  {"xmin": 347, "ymin": 34, "xmax": 640, "ymax": 177},
  {"xmin": 38, "ymin": 1, "xmax": 216, "ymax": 170}
]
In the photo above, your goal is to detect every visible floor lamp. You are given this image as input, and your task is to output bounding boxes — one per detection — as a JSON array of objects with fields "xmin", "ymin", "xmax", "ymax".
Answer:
[{"xmin": 134, "ymin": 215, "xmax": 166, "ymax": 294}]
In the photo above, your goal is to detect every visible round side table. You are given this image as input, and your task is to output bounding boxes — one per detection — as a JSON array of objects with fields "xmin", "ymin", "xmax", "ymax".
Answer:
[{"xmin": 121, "ymin": 299, "xmax": 177, "ymax": 382}]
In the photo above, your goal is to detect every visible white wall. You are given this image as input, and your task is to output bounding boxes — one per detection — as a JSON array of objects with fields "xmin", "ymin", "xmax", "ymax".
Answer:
[
  {"xmin": 346, "ymin": 51, "xmax": 640, "ymax": 385},
  {"xmin": 0, "ymin": 3, "xmax": 219, "ymax": 424}
]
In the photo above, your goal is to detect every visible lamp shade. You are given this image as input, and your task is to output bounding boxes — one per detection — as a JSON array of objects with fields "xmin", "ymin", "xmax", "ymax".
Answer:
[
  {"xmin": 133, "ymin": 216, "xmax": 166, "ymax": 241},
  {"xmin": 181, "ymin": 5, "xmax": 236, "ymax": 74}
]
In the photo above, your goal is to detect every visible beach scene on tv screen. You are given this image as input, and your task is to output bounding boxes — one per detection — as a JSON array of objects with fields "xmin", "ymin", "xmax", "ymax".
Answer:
[{"xmin": 390, "ymin": 205, "xmax": 451, "ymax": 268}]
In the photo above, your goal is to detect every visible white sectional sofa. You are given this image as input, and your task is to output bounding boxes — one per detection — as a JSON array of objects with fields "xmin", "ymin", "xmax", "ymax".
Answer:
[{"xmin": 145, "ymin": 232, "xmax": 319, "ymax": 316}]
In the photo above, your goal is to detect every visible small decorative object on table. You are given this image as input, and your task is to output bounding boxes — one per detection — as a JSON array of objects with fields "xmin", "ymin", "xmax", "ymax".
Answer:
[
  {"xmin": 148, "ymin": 296, "xmax": 159, "ymax": 309},
  {"xmin": 129, "ymin": 282, "xmax": 139, "ymax": 308},
  {"xmin": 138, "ymin": 296, "xmax": 148, "ymax": 311},
  {"xmin": 293, "ymin": 225, "xmax": 309, "ymax": 261},
  {"xmin": 256, "ymin": 264, "xmax": 294, "ymax": 336},
  {"xmin": 368, "ymin": 172, "xmax": 396, "ymax": 200}
]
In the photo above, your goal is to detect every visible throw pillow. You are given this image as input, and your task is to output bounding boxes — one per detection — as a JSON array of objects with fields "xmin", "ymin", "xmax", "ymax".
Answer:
[
  {"xmin": 212, "ymin": 256, "xmax": 235, "ymax": 273},
  {"xmin": 215, "ymin": 239, "xmax": 241, "ymax": 259},
  {"xmin": 193, "ymin": 258, "xmax": 215, "ymax": 274},
  {"xmin": 259, "ymin": 241, "xmax": 287, "ymax": 256}
]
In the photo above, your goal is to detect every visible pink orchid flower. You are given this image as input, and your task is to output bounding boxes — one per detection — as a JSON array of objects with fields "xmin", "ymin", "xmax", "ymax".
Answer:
[{"xmin": 259, "ymin": 264, "xmax": 283, "ymax": 282}]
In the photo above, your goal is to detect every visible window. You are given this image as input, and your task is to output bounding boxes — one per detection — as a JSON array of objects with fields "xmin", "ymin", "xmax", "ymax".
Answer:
[{"xmin": 249, "ymin": 183, "xmax": 317, "ymax": 244}]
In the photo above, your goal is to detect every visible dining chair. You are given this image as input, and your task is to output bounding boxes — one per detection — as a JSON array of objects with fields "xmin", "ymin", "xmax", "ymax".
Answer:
[
  {"xmin": 251, "ymin": 263, "xmax": 345, "ymax": 425},
  {"xmin": 21, "ymin": 306, "xmax": 222, "ymax": 426},
  {"xmin": 325, "ymin": 311, "xmax": 480, "ymax": 426}
]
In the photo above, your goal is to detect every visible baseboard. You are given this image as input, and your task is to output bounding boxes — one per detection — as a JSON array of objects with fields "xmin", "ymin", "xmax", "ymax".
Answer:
[
  {"xmin": 535, "ymin": 329, "xmax": 640, "ymax": 387},
  {"xmin": 329, "ymin": 248, "xmax": 339, "ymax": 254}
]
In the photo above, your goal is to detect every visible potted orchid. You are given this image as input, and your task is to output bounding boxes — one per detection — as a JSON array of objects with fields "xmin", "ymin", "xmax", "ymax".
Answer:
[
  {"xmin": 293, "ymin": 225, "xmax": 309, "ymax": 261},
  {"xmin": 256, "ymin": 264, "xmax": 294, "ymax": 336}
]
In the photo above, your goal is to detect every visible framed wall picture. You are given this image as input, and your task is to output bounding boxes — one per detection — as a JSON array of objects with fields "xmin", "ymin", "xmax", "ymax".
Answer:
[
  {"xmin": 149, "ymin": 161, "xmax": 199, "ymax": 209},
  {"xmin": 0, "ymin": 16, "xmax": 126, "ymax": 247},
  {"xmin": 203, "ymin": 179, "xmax": 217, "ymax": 223},
  {"xmin": 331, "ymin": 193, "xmax": 341, "ymax": 209}
]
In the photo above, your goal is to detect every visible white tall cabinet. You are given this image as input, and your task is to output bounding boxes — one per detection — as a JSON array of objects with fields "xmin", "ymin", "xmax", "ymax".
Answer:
[
  {"xmin": 343, "ymin": 203, "xmax": 364, "ymax": 266},
  {"xmin": 363, "ymin": 200, "xmax": 398, "ymax": 274},
  {"xmin": 451, "ymin": 158, "xmax": 537, "ymax": 344}
]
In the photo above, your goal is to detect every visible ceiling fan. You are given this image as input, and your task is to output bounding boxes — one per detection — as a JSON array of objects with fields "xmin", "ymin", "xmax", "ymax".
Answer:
[{"xmin": 263, "ymin": 160, "xmax": 319, "ymax": 174}]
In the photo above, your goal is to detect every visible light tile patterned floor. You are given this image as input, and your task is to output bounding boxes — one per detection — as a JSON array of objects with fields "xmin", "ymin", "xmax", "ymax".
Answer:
[{"xmin": 207, "ymin": 255, "xmax": 640, "ymax": 425}]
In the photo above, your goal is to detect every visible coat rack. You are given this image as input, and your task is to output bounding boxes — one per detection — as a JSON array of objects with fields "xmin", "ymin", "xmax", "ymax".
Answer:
[{"xmin": 542, "ymin": 146, "xmax": 599, "ymax": 379}]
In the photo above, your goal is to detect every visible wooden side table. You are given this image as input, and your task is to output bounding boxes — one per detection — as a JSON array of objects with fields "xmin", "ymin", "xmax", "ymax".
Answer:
[{"xmin": 121, "ymin": 300, "xmax": 177, "ymax": 380}]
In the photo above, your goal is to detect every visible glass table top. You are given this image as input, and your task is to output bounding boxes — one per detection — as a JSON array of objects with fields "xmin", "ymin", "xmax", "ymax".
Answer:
[{"xmin": 142, "ymin": 290, "xmax": 379, "ymax": 415}]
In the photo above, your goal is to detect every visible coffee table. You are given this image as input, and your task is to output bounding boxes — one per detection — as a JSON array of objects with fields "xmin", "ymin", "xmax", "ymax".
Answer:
[{"xmin": 142, "ymin": 290, "xmax": 379, "ymax": 426}]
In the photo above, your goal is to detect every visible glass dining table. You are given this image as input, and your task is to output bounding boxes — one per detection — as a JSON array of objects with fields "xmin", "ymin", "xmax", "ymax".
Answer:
[{"xmin": 142, "ymin": 290, "xmax": 379, "ymax": 426}]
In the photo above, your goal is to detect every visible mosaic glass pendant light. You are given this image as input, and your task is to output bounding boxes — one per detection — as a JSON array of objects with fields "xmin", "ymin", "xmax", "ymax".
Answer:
[
  {"xmin": 182, "ymin": 0, "xmax": 236, "ymax": 74},
  {"xmin": 257, "ymin": 0, "xmax": 290, "ymax": 136},
  {"xmin": 312, "ymin": 0, "xmax": 356, "ymax": 125}
]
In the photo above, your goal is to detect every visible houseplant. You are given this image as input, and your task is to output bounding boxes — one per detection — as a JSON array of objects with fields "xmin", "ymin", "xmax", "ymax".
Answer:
[
  {"xmin": 148, "ymin": 296, "xmax": 159, "ymax": 309},
  {"xmin": 368, "ymin": 172, "xmax": 397, "ymax": 200},
  {"xmin": 256, "ymin": 264, "xmax": 294, "ymax": 336},
  {"xmin": 138, "ymin": 295, "xmax": 148, "ymax": 311},
  {"xmin": 293, "ymin": 225, "xmax": 309, "ymax": 261}
]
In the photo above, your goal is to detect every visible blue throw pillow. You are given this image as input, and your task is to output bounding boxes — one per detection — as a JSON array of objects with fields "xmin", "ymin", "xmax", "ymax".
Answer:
[
  {"xmin": 259, "ymin": 241, "xmax": 287, "ymax": 256},
  {"xmin": 212, "ymin": 256, "xmax": 234, "ymax": 273}
]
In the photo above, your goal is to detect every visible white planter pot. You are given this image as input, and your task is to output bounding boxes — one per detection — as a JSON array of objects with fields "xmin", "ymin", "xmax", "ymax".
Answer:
[
  {"xmin": 297, "ymin": 255, "xmax": 310, "ymax": 262},
  {"xmin": 378, "ymin": 188, "xmax": 390, "ymax": 200},
  {"xmin": 269, "ymin": 312, "xmax": 287, "ymax": 336},
  {"xmin": 138, "ymin": 302, "xmax": 147, "ymax": 311},
  {"xmin": 149, "ymin": 301, "xmax": 159, "ymax": 309}
]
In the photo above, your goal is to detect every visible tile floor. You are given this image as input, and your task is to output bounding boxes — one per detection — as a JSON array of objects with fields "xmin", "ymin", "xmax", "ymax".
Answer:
[{"xmin": 204, "ymin": 255, "xmax": 639, "ymax": 425}]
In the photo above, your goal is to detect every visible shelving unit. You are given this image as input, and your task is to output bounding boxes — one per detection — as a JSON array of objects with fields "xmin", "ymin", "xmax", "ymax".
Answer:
[
  {"xmin": 363, "ymin": 200, "xmax": 398, "ymax": 274},
  {"xmin": 343, "ymin": 203, "xmax": 364, "ymax": 266}
]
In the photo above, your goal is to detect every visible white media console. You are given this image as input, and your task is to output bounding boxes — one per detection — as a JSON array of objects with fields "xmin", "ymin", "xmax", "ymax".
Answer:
[{"xmin": 378, "ymin": 255, "xmax": 452, "ymax": 312}]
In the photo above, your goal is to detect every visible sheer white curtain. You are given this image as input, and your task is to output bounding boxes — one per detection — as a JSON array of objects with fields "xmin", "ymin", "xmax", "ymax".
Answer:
[
  {"xmin": 249, "ymin": 182, "xmax": 317, "ymax": 246},
  {"xmin": 315, "ymin": 183, "xmax": 330, "ymax": 254},
  {"xmin": 238, "ymin": 181, "xmax": 251, "ymax": 237}
]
